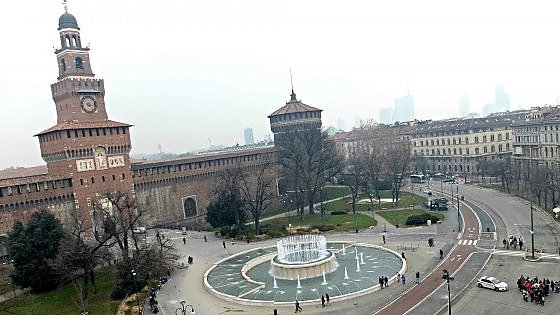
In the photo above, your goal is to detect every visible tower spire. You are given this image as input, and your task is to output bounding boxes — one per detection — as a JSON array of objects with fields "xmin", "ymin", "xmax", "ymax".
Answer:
[
  {"xmin": 289, "ymin": 68, "xmax": 297, "ymax": 102},
  {"xmin": 63, "ymin": 0, "xmax": 68, "ymax": 12}
]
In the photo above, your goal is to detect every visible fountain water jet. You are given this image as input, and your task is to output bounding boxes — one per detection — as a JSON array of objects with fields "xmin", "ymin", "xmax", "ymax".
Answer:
[
  {"xmin": 272, "ymin": 235, "xmax": 338, "ymax": 280},
  {"xmin": 360, "ymin": 252, "xmax": 365, "ymax": 265},
  {"xmin": 356, "ymin": 258, "xmax": 361, "ymax": 272},
  {"xmin": 273, "ymin": 277, "xmax": 278, "ymax": 288},
  {"xmin": 344, "ymin": 267, "xmax": 349, "ymax": 279},
  {"xmin": 342, "ymin": 244, "xmax": 346, "ymax": 256},
  {"xmin": 322, "ymin": 270, "xmax": 327, "ymax": 285},
  {"xmin": 297, "ymin": 276, "xmax": 302, "ymax": 289}
]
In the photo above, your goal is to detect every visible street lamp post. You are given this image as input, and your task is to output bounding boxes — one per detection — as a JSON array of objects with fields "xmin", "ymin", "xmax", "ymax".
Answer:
[
  {"xmin": 131, "ymin": 269, "xmax": 141, "ymax": 314},
  {"xmin": 176, "ymin": 300, "xmax": 195, "ymax": 315},
  {"xmin": 411, "ymin": 184, "xmax": 415, "ymax": 210},
  {"xmin": 530, "ymin": 203, "xmax": 535, "ymax": 259},
  {"xmin": 442, "ymin": 269, "xmax": 454, "ymax": 315},
  {"xmin": 456, "ymin": 185, "xmax": 460, "ymax": 231}
]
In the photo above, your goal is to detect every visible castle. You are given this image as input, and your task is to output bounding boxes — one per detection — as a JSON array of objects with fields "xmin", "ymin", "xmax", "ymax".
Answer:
[{"xmin": 0, "ymin": 7, "xmax": 322, "ymax": 236}]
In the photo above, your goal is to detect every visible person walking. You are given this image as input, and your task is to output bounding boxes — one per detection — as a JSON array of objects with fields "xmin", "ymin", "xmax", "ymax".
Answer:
[
  {"xmin": 325, "ymin": 293, "xmax": 330, "ymax": 304},
  {"xmin": 415, "ymin": 271, "xmax": 420, "ymax": 284},
  {"xmin": 401, "ymin": 252, "xmax": 406, "ymax": 260},
  {"xmin": 321, "ymin": 294, "xmax": 325, "ymax": 307},
  {"xmin": 401, "ymin": 274, "xmax": 406, "ymax": 285},
  {"xmin": 182, "ymin": 237, "xmax": 186, "ymax": 245},
  {"xmin": 503, "ymin": 239, "xmax": 507, "ymax": 248},
  {"xmin": 295, "ymin": 300, "xmax": 302, "ymax": 312},
  {"xmin": 204, "ymin": 235, "xmax": 207, "ymax": 242},
  {"xmin": 519, "ymin": 240, "xmax": 523, "ymax": 251},
  {"xmin": 396, "ymin": 272, "xmax": 400, "ymax": 283},
  {"xmin": 222, "ymin": 240, "xmax": 226, "ymax": 249},
  {"xmin": 439, "ymin": 249, "xmax": 444, "ymax": 260},
  {"xmin": 382, "ymin": 234, "xmax": 386, "ymax": 244},
  {"xmin": 384, "ymin": 276, "xmax": 388, "ymax": 287}
]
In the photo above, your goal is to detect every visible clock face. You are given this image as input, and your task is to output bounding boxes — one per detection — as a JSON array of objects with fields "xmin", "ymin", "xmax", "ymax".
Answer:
[{"xmin": 80, "ymin": 96, "xmax": 97, "ymax": 113}]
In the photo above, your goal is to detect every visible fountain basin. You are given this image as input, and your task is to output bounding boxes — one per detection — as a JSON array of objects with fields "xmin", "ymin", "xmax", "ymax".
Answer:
[{"xmin": 271, "ymin": 250, "xmax": 338, "ymax": 280}]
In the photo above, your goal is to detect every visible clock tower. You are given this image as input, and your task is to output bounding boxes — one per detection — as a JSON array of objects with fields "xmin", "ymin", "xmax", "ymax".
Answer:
[{"xmin": 36, "ymin": 5, "xmax": 134, "ymax": 230}]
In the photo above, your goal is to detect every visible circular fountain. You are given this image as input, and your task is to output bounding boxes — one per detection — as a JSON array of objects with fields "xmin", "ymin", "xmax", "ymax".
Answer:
[
  {"xmin": 204, "ymin": 239, "xmax": 405, "ymax": 304},
  {"xmin": 271, "ymin": 235, "xmax": 337, "ymax": 280}
]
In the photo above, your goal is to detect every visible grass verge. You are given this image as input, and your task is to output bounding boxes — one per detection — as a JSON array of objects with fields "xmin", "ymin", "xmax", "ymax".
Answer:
[
  {"xmin": 376, "ymin": 209, "xmax": 445, "ymax": 227},
  {"xmin": 0, "ymin": 266, "xmax": 121, "ymax": 315}
]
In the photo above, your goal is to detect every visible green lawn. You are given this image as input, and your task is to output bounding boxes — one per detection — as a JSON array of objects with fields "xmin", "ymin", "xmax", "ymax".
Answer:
[
  {"xmin": 260, "ymin": 213, "xmax": 377, "ymax": 233},
  {"xmin": 0, "ymin": 266, "xmax": 121, "ymax": 315},
  {"xmin": 376, "ymin": 209, "xmax": 445, "ymax": 227},
  {"xmin": 325, "ymin": 191, "xmax": 427, "ymax": 212}
]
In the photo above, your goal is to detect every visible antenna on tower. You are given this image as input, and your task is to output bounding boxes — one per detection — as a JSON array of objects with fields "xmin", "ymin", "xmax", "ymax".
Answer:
[
  {"xmin": 290, "ymin": 68, "xmax": 294, "ymax": 93},
  {"xmin": 289, "ymin": 68, "xmax": 297, "ymax": 102},
  {"xmin": 63, "ymin": 0, "xmax": 68, "ymax": 12}
]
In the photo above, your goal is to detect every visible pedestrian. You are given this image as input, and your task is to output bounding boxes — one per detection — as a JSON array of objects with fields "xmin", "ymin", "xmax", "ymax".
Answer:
[
  {"xmin": 503, "ymin": 239, "xmax": 507, "ymax": 248},
  {"xmin": 325, "ymin": 293, "xmax": 330, "ymax": 304},
  {"xmin": 415, "ymin": 271, "xmax": 420, "ymax": 284},
  {"xmin": 204, "ymin": 235, "xmax": 208, "ymax": 242},
  {"xmin": 223, "ymin": 240, "xmax": 226, "ymax": 249},
  {"xmin": 384, "ymin": 276, "xmax": 388, "ymax": 287},
  {"xmin": 396, "ymin": 272, "xmax": 400, "ymax": 283},
  {"xmin": 379, "ymin": 276, "xmax": 384, "ymax": 289},
  {"xmin": 182, "ymin": 237, "xmax": 186, "ymax": 244},
  {"xmin": 439, "ymin": 249, "xmax": 444, "ymax": 260},
  {"xmin": 231, "ymin": 238, "xmax": 235, "ymax": 245},
  {"xmin": 519, "ymin": 240, "xmax": 523, "ymax": 251},
  {"xmin": 401, "ymin": 274, "xmax": 406, "ymax": 285},
  {"xmin": 295, "ymin": 299, "xmax": 302, "ymax": 312},
  {"xmin": 382, "ymin": 234, "xmax": 386, "ymax": 244},
  {"xmin": 321, "ymin": 294, "xmax": 325, "ymax": 307}
]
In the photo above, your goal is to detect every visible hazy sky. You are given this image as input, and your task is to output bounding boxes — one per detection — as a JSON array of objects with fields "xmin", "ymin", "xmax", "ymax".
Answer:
[{"xmin": 2, "ymin": 0, "xmax": 560, "ymax": 169}]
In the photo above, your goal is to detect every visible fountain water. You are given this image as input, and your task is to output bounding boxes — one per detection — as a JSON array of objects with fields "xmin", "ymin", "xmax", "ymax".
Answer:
[
  {"xmin": 344, "ymin": 267, "xmax": 349, "ymax": 279},
  {"xmin": 322, "ymin": 270, "xmax": 327, "ymax": 285},
  {"xmin": 277, "ymin": 234, "xmax": 329, "ymax": 264},
  {"xmin": 342, "ymin": 244, "xmax": 346, "ymax": 255},
  {"xmin": 356, "ymin": 258, "xmax": 361, "ymax": 272},
  {"xmin": 273, "ymin": 277, "xmax": 278, "ymax": 288},
  {"xmin": 360, "ymin": 252, "xmax": 365, "ymax": 265},
  {"xmin": 297, "ymin": 276, "xmax": 302, "ymax": 289},
  {"xmin": 355, "ymin": 248, "xmax": 359, "ymax": 260},
  {"xmin": 272, "ymin": 235, "xmax": 338, "ymax": 280}
]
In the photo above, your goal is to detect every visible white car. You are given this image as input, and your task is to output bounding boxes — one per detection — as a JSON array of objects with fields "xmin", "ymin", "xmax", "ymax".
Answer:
[{"xmin": 477, "ymin": 276, "xmax": 508, "ymax": 291}]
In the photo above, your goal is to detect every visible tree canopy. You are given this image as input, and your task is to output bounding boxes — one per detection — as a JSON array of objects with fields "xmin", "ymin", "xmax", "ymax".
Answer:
[{"xmin": 7, "ymin": 210, "xmax": 64, "ymax": 292}]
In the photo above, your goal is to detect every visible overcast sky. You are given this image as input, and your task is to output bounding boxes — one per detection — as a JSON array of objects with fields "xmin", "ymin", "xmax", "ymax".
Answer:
[{"xmin": 2, "ymin": 0, "xmax": 560, "ymax": 169}]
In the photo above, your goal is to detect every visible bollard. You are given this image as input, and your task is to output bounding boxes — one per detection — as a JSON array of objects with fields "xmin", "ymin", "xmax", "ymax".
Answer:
[
  {"xmin": 274, "ymin": 309, "xmax": 278, "ymax": 315},
  {"xmin": 487, "ymin": 227, "xmax": 490, "ymax": 232}
]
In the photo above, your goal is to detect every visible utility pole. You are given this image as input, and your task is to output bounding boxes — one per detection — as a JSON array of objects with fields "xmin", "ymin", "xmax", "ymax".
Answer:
[
  {"xmin": 442, "ymin": 269, "xmax": 454, "ymax": 315},
  {"xmin": 457, "ymin": 185, "xmax": 461, "ymax": 231},
  {"xmin": 530, "ymin": 203, "xmax": 535, "ymax": 259}
]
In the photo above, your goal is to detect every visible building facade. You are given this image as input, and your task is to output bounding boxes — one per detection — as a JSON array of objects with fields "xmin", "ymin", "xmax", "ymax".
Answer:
[
  {"xmin": 0, "ymin": 8, "xmax": 281, "ymax": 236},
  {"xmin": 512, "ymin": 107, "xmax": 560, "ymax": 167}
]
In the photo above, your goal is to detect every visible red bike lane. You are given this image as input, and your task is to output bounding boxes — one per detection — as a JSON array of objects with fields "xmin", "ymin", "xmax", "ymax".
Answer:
[{"xmin": 375, "ymin": 200, "xmax": 480, "ymax": 315}]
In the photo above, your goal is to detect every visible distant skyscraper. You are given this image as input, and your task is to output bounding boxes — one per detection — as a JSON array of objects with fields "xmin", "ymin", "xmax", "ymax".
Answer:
[
  {"xmin": 244, "ymin": 127, "xmax": 254, "ymax": 145},
  {"xmin": 459, "ymin": 94, "xmax": 470, "ymax": 117},
  {"xmin": 336, "ymin": 118, "xmax": 346, "ymax": 131},
  {"xmin": 495, "ymin": 84, "xmax": 510, "ymax": 110},
  {"xmin": 393, "ymin": 92, "xmax": 414, "ymax": 122},
  {"xmin": 483, "ymin": 84, "xmax": 510, "ymax": 116},
  {"xmin": 379, "ymin": 107, "xmax": 393, "ymax": 124}
]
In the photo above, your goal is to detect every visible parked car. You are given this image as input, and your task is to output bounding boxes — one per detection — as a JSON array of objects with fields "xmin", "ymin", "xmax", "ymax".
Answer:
[
  {"xmin": 133, "ymin": 227, "xmax": 146, "ymax": 234},
  {"xmin": 477, "ymin": 276, "xmax": 508, "ymax": 291}
]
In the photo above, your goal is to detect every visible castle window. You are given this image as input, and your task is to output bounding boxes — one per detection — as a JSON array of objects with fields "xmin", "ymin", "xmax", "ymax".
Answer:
[
  {"xmin": 60, "ymin": 59, "xmax": 66, "ymax": 71},
  {"xmin": 122, "ymin": 173, "xmax": 125, "ymax": 179},
  {"xmin": 102, "ymin": 176, "xmax": 105, "ymax": 182},
  {"xmin": 122, "ymin": 128, "xmax": 127, "ymax": 135},
  {"xmin": 91, "ymin": 177, "xmax": 95, "ymax": 184},
  {"xmin": 75, "ymin": 57, "xmax": 84, "ymax": 70},
  {"xmin": 96, "ymin": 129, "xmax": 100, "ymax": 136},
  {"xmin": 80, "ymin": 179, "xmax": 84, "ymax": 185},
  {"xmin": 112, "ymin": 174, "xmax": 116, "ymax": 181}
]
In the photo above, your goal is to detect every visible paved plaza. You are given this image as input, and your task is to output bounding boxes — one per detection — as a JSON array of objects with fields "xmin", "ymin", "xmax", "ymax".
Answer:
[{"xmin": 151, "ymin": 183, "xmax": 560, "ymax": 315}]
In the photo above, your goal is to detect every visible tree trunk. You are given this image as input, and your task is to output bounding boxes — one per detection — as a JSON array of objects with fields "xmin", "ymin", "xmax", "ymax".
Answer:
[{"xmin": 82, "ymin": 272, "xmax": 89, "ymax": 314}]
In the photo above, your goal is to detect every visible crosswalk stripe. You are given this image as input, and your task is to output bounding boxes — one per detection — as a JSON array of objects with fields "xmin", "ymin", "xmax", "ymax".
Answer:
[{"xmin": 473, "ymin": 240, "xmax": 477, "ymax": 246}]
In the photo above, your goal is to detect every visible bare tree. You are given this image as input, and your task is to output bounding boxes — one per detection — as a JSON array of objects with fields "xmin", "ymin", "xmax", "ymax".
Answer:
[
  {"xmin": 52, "ymin": 209, "xmax": 115, "ymax": 314},
  {"xmin": 238, "ymin": 158, "xmax": 276, "ymax": 235},
  {"xmin": 386, "ymin": 141, "xmax": 411, "ymax": 206},
  {"xmin": 211, "ymin": 168, "xmax": 246, "ymax": 230},
  {"xmin": 92, "ymin": 191, "xmax": 141, "ymax": 263},
  {"xmin": 342, "ymin": 155, "xmax": 367, "ymax": 214},
  {"xmin": 280, "ymin": 130, "xmax": 342, "ymax": 215}
]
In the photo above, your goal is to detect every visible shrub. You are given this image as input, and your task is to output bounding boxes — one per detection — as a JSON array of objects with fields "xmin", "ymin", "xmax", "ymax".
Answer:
[
  {"xmin": 406, "ymin": 213, "xmax": 440, "ymax": 226},
  {"xmin": 331, "ymin": 211, "xmax": 347, "ymax": 215},
  {"xmin": 311, "ymin": 224, "xmax": 336, "ymax": 232}
]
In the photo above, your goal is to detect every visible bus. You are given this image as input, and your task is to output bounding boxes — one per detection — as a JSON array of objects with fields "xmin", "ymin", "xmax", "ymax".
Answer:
[{"xmin": 410, "ymin": 174, "xmax": 425, "ymax": 183}]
